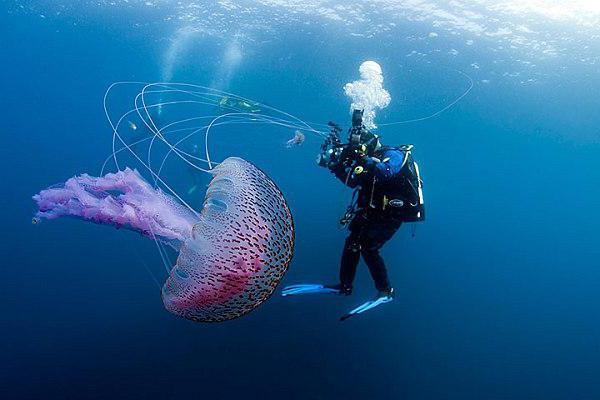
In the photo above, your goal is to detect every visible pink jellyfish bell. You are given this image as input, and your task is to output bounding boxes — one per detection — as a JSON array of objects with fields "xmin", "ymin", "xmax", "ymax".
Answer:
[{"xmin": 162, "ymin": 157, "xmax": 294, "ymax": 322}]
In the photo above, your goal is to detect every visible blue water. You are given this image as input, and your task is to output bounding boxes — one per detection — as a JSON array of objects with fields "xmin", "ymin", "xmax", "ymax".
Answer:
[{"xmin": 3, "ymin": 3, "xmax": 600, "ymax": 399}]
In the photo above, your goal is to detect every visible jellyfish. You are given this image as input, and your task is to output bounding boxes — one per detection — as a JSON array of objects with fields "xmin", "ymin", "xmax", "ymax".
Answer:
[
  {"xmin": 34, "ymin": 157, "xmax": 293, "ymax": 322},
  {"xmin": 32, "ymin": 82, "xmax": 325, "ymax": 322},
  {"xmin": 285, "ymin": 130, "xmax": 305, "ymax": 148}
]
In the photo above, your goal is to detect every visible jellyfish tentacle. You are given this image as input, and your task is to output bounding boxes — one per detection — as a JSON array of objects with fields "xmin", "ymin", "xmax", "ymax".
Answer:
[
  {"xmin": 148, "ymin": 223, "xmax": 172, "ymax": 275},
  {"xmin": 379, "ymin": 70, "xmax": 474, "ymax": 127},
  {"xmin": 103, "ymin": 82, "xmax": 325, "ymax": 217}
]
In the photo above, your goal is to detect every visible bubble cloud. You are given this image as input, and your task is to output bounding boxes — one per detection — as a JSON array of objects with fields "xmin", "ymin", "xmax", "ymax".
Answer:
[{"xmin": 343, "ymin": 60, "xmax": 391, "ymax": 129}]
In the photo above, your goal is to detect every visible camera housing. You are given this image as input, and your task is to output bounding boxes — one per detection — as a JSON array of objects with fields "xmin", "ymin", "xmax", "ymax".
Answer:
[{"xmin": 351, "ymin": 109, "xmax": 364, "ymax": 128}]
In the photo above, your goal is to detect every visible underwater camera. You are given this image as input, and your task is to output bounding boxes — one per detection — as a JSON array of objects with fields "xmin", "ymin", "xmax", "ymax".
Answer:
[{"xmin": 317, "ymin": 122, "xmax": 345, "ymax": 167}]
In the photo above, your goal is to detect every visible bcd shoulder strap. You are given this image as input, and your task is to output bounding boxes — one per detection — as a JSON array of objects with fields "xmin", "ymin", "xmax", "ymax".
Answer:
[{"xmin": 380, "ymin": 144, "xmax": 414, "ymax": 170}]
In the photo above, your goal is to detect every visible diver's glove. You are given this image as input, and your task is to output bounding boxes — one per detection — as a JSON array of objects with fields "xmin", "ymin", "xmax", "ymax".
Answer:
[{"xmin": 317, "ymin": 144, "xmax": 345, "ymax": 169}]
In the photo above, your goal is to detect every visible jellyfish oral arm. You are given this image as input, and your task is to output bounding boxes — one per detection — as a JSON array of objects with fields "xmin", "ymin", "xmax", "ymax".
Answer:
[{"xmin": 33, "ymin": 168, "xmax": 196, "ymax": 246}]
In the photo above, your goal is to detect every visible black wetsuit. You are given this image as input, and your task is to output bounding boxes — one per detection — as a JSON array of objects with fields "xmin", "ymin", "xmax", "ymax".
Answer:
[{"xmin": 330, "ymin": 147, "xmax": 420, "ymax": 293}]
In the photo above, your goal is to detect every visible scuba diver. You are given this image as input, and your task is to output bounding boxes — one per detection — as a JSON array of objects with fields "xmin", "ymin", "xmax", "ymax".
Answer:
[{"xmin": 282, "ymin": 109, "xmax": 425, "ymax": 320}]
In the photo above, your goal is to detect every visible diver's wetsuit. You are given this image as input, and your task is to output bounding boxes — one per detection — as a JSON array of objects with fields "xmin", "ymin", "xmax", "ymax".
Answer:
[
  {"xmin": 340, "ymin": 210, "xmax": 402, "ymax": 293},
  {"xmin": 330, "ymin": 147, "xmax": 416, "ymax": 293}
]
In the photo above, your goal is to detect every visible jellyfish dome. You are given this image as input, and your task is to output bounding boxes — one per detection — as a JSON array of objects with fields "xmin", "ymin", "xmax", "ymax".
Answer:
[{"xmin": 163, "ymin": 157, "xmax": 294, "ymax": 322}]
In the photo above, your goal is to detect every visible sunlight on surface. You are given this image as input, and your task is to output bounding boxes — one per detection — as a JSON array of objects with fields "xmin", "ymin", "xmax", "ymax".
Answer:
[
  {"xmin": 492, "ymin": 0, "xmax": 600, "ymax": 22},
  {"xmin": 9, "ymin": 0, "xmax": 600, "ymax": 82}
]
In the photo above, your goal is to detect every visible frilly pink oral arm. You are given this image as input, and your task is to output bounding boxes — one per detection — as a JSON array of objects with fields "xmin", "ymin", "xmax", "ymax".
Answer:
[{"xmin": 33, "ymin": 168, "xmax": 196, "ymax": 245}]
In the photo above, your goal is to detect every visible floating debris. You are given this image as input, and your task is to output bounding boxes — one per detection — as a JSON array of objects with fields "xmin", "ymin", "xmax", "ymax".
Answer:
[{"xmin": 286, "ymin": 130, "xmax": 305, "ymax": 148}]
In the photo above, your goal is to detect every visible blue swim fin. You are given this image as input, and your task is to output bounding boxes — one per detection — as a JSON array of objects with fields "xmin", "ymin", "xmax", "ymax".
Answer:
[
  {"xmin": 281, "ymin": 284, "xmax": 340, "ymax": 297},
  {"xmin": 340, "ymin": 293, "xmax": 394, "ymax": 321}
]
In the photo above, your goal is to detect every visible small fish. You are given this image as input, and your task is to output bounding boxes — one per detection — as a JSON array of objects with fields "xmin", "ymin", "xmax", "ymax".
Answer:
[
  {"xmin": 128, "ymin": 120, "xmax": 138, "ymax": 131},
  {"xmin": 238, "ymin": 100, "xmax": 261, "ymax": 113},
  {"xmin": 187, "ymin": 185, "xmax": 198, "ymax": 195}
]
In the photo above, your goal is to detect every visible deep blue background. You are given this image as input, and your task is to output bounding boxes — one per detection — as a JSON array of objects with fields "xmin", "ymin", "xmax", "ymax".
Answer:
[{"xmin": 2, "ymin": 7, "xmax": 600, "ymax": 400}]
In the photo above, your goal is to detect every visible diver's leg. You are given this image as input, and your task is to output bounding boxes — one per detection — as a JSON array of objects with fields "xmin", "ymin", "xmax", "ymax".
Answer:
[
  {"xmin": 339, "ymin": 236, "xmax": 361, "ymax": 293},
  {"xmin": 361, "ymin": 219, "xmax": 402, "ymax": 293},
  {"xmin": 338, "ymin": 216, "xmax": 364, "ymax": 294},
  {"xmin": 362, "ymin": 249, "xmax": 391, "ymax": 293}
]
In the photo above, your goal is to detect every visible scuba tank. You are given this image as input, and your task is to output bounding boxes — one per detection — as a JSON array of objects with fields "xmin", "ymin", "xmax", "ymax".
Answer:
[{"xmin": 380, "ymin": 145, "xmax": 425, "ymax": 222}]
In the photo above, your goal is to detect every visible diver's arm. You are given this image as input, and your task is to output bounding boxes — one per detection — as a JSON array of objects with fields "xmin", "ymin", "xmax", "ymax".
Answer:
[
  {"xmin": 362, "ymin": 150, "xmax": 404, "ymax": 181},
  {"xmin": 319, "ymin": 144, "xmax": 361, "ymax": 188},
  {"xmin": 329, "ymin": 163, "xmax": 360, "ymax": 188}
]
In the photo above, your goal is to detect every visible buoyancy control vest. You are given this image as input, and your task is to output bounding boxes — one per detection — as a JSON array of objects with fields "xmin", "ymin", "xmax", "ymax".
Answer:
[{"xmin": 364, "ymin": 145, "xmax": 425, "ymax": 222}]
